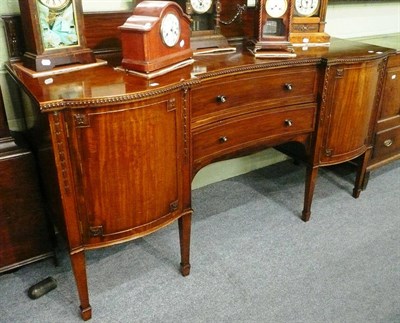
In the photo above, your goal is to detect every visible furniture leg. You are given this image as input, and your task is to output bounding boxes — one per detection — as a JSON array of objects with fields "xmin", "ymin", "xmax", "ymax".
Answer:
[
  {"xmin": 362, "ymin": 171, "xmax": 371, "ymax": 191},
  {"xmin": 302, "ymin": 165, "xmax": 319, "ymax": 222},
  {"xmin": 353, "ymin": 148, "xmax": 372, "ymax": 198},
  {"xmin": 70, "ymin": 250, "xmax": 92, "ymax": 321},
  {"xmin": 178, "ymin": 211, "xmax": 191, "ymax": 276}
]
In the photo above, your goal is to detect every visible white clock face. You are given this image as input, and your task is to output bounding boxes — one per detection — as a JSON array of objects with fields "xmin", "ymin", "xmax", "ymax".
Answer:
[
  {"xmin": 294, "ymin": 0, "xmax": 320, "ymax": 17},
  {"xmin": 265, "ymin": 0, "xmax": 288, "ymax": 18},
  {"xmin": 190, "ymin": 0, "xmax": 213, "ymax": 14},
  {"xmin": 38, "ymin": 0, "xmax": 71, "ymax": 11},
  {"xmin": 160, "ymin": 13, "xmax": 181, "ymax": 48}
]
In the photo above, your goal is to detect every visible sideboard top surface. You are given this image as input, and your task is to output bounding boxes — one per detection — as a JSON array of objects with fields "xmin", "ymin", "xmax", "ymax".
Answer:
[{"xmin": 6, "ymin": 38, "xmax": 394, "ymax": 112}]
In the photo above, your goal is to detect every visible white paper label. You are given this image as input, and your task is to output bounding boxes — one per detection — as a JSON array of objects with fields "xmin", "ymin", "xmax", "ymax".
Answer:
[{"xmin": 41, "ymin": 59, "xmax": 51, "ymax": 66}]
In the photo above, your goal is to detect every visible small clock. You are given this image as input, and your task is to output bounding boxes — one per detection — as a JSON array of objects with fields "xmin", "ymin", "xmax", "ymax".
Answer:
[
  {"xmin": 119, "ymin": 1, "xmax": 193, "ymax": 73},
  {"xmin": 183, "ymin": 0, "xmax": 229, "ymax": 50},
  {"xmin": 17, "ymin": 0, "xmax": 95, "ymax": 71},
  {"xmin": 250, "ymin": 0, "xmax": 293, "ymax": 54},
  {"xmin": 290, "ymin": 0, "xmax": 330, "ymax": 45},
  {"xmin": 294, "ymin": 0, "xmax": 319, "ymax": 17},
  {"xmin": 160, "ymin": 12, "xmax": 181, "ymax": 47},
  {"xmin": 266, "ymin": 0, "xmax": 289, "ymax": 18},
  {"xmin": 190, "ymin": 0, "xmax": 213, "ymax": 14}
]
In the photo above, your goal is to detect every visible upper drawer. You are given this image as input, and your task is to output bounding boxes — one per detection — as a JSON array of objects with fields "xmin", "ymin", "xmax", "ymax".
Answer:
[
  {"xmin": 387, "ymin": 52, "xmax": 400, "ymax": 68},
  {"xmin": 191, "ymin": 66, "xmax": 318, "ymax": 127}
]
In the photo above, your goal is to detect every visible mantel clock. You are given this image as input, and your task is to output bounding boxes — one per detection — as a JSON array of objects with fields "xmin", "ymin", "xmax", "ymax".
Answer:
[
  {"xmin": 289, "ymin": 0, "xmax": 330, "ymax": 45},
  {"xmin": 251, "ymin": 0, "xmax": 294, "ymax": 55},
  {"xmin": 119, "ymin": 1, "xmax": 192, "ymax": 73},
  {"xmin": 17, "ymin": 0, "xmax": 95, "ymax": 72},
  {"xmin": 182, "ymin": 0, "xmax": 229, "ymax": 50}
]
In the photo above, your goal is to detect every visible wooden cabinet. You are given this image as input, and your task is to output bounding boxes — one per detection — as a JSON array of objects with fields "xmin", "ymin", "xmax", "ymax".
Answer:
[
  {"xmin": 0, "ymin": 88, "xmax": 54, "ymax": 273},
  {"xmin": 5, "ymin": 38, "xmax": 396, "ymax": 320},
  {"xmin": 64, "ymin": 94, "xmax": 190, "ymax": 248},
  {"xmin": 302, "ymin": 56, "xmax": 387, "ymax": 221},
  {"xmin": 5, "ymin": 73, "xmax": 192, "ymax": 319},
  {"xmin": 367, "ymin": 53, "xmax": 400, "ymax": 175}
]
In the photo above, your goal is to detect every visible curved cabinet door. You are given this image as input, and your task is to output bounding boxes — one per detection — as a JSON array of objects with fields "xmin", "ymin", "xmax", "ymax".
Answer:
[
  {"xmin": 318, "ymin": 59, "xmax": 385, "ymax": 165},
  {"xmin": 66, "ymin": 93, "xmax": 185, "ymax": 247}
]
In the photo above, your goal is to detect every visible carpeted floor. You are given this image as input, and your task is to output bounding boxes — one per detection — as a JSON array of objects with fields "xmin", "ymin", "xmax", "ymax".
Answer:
[{"xmin": 1, "ymin": 159, "xmax": 399, "ymax": 323}]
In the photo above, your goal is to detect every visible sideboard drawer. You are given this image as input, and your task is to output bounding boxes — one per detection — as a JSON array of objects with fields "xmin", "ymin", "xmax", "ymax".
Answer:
[
  {"xmin": 193, "ymin": 104, "xmax": 315, "ymax": 165},
  {"xmin": 387, "ymin": 52, "xmax": 400, "ymax": 68},
  {"xmin": 373, "ymin": 126, "xmax": 400, "ymax": 159},
  {"xmin": 192, "ymin": 66, "xmax": 318, "ymax": 126}
]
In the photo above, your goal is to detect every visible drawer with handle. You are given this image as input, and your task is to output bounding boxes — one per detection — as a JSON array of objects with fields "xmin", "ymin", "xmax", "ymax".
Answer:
[
  {"xmin": 191, "ymin": 66, "xmax": 318, "ymax": 127},
  {"xmin": 193, "ymin": 104, "xmax": 316, "ymax": 169},
  {"xmin": 373, "ymin": 126, "xmax": 400, "ymax": 159}
]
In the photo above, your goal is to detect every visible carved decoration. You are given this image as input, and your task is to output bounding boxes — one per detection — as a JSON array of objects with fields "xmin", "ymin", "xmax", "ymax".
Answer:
[
  {"xmin": 39, "ymin": 82, "xmax": 192, "ymax": 112},
  {"xmin": 336, "ymin": 68, "xmax": 345, "ymax": 78},
  {"xmin": 182, "ymin": 86, "xmax": 189, "ymax": 162},
  {"xmin": 89, "ymin": 226, "xmax": 104, "ymax": 237},
  {"xmin": 51, "ymin": 112, "xmax": 70, "ymax": 194},
  {"xmin": 74, "ymin": 114, "xmax": 91, "ymax": 128},
  {"xmin": 167, "ymin": 98, "xmax": 176, "ymax": 112}
]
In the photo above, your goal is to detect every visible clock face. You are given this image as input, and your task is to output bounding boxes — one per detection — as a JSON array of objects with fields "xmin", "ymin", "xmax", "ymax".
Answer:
[
  {"xmin": 294, "ymin": 0, "xmax": 320, "ymax": 17},
  {"xmin": 160, "ymin": 13, "xmax": 181, "ymax": 48},
  {"xmin": 37, "ymin": 0, "xmax": 79, "ymax": 49},
  {"xmin": 265, "ymin": 0, "xmax": 288, "ymax": 18},
  {"xmin": 190, "ymin": 0, "xmax": 213, "ymax": 14},
  {"xmin": 38, "ymin": 0, "xmax": 71, "ymax": 11}
]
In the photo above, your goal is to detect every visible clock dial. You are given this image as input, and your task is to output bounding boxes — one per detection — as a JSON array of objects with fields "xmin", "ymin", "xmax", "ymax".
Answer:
[
  {"xmin": 38, "ymin": 0, "xmax": 71, "ymax": 11},
  {"xmin": 265, "ymin": 0, "xmax": 288, "ymax": 18},
  {"xmin": 160, "ymin": 13, "xmax": 181, "ymax": 47},
  {"xmin": 294, "ymin": 0, "xmax": 320, "ymax": 17},
  {"xmin": 190, "ymin": 0, "xmax": 213, "ymax": 14}
]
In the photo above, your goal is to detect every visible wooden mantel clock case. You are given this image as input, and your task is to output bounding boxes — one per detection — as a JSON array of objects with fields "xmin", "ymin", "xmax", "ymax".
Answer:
[
  {"xmin": 5, "ymin": 38, "xmax": 395, "ymax": 320},
  {"xmin": 18, "ymin": 0, "xmax": 95, "ymax": 71}
]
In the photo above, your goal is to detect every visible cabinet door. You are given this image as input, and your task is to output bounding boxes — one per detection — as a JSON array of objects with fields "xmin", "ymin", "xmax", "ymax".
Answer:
[
  {"xmin": 319, "ymin": 60, "xmax": 383, "ymax": 164},
  {"xmin": 67, "ymin": 94, "xmax": 185, "ymax": 247},
  {"xmin": 379, "ymin": 56, "xmax": 400, "ymax": 121}
]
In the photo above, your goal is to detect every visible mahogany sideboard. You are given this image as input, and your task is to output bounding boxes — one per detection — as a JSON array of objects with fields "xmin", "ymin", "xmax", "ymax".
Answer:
[{"xmin": 5, "ymin": 38, "xmax": 396, "ymax": 320}]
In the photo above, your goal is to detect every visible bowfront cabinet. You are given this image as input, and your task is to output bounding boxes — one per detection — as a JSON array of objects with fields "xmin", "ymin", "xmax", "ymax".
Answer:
[
  {"xmin": 64, "ymin": 94, "xmax": 189, "ymax": 248},
  {"xmin": 302, "ymin": 55, "xmax": 387, "ymax": 221},
  {"xmin": 49, "ymin": 90, "xmax": 192, "ymax": 320},
  {"xmin": 5, "ymin": 38, "xmax": 396, "ymax": 320}
]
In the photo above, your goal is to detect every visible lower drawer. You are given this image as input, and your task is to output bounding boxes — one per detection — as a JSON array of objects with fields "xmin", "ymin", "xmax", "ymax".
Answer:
[
  {"xmin": 193, "ymin": 104, "xmax": 315, "ymax": 167},
  {"xmin": 372, "ymin": 126, "xmax": 400, "ymax": 160}
]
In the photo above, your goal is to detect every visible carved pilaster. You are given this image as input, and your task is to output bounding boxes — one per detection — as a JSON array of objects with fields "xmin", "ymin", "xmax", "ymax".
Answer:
[
  {"xmin": 50, "ymin": 112, "xmax": 71, "ymax": 194},
  {"xmin": 182, "ymin": 86, "xmax": 189, "ymax": 162}
]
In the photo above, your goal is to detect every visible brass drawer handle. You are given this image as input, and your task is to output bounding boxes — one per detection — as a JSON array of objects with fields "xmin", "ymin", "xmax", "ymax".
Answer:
[
  {"xmin": 284, "ymin": 83, "xmax": 293, "ymax": 91},
  {"xmin": 219, "ymin": 136, "xmax": 228, "ymax": 143},
  {"xmin": 285, "ymin": 119, "xmax": 293, "ymax": 127},
  {"xmin": 216, "ymin": 95, "xmax": 227, "ymax": 103},
  {"xmin": 383, "ymin": 139, "xmax": 393, "ymax": 147}
]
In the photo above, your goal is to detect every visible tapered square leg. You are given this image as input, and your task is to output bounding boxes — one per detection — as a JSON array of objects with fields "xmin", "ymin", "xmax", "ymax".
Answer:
[
  {"xmin": 70, "ymin": 250, "xmax": 91, "ymax": 321},
  {"xmin": 353, "ymin": 148, "xmax": 372, "ymax": 198},
  {"xmin": 178, "ymin": 211, "xmax": 192, "ymax": 276},
  {"xmin": 302, "ymin": 165, "xmax": 319, "ymax": 222}
]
